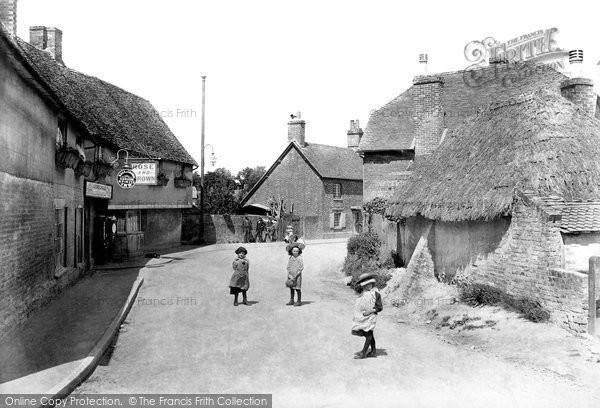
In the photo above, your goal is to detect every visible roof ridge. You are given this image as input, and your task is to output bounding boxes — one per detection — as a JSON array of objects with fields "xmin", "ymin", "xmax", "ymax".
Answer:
[{"xmin": 15, "ymin": 37, "xmax": 153, "ymax": 104}]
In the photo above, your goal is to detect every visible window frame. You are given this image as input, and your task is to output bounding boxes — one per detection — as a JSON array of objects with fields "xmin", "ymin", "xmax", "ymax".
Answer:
[{"xmin": 333, "ymin": 183, "xmax": 342, "ymax": 199}]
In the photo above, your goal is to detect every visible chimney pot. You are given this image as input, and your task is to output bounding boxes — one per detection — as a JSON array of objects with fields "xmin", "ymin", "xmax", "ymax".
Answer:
[
  {"xmin": 419, "ymin": 53, "xmax": 428, "ymax": 75},
  {"xmin": 347, "ymin": 118, "xmax": 363, "ymax": 150},
  {"xmin": 0, "ymin": 0, "xmax": 17, "ymax": 36}
]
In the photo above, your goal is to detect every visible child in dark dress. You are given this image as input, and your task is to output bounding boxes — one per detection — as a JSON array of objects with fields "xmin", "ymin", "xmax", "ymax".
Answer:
[{"xmin": 230, "ymin": 246, "xmax": 250, "ymax": 306}]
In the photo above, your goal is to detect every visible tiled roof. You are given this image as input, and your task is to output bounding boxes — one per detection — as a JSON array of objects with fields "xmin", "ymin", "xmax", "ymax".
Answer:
[
  {"xmin": 240, "ymin": 141, "xmax": 362, "ymax": 205},
  {"xmin": 537, "ymin": 197, "xmax": 600, "ymax": 233},
  {"xmin": 359, "ymin": 63, "xmax": 568, "ymax": 152},
  {"xmin": 13, "ymin": 38, "xmax": 197, "ymax": 166},
  {"xmin": 300, "ymin": 142, "xmax": 362, "ymax": 180}
]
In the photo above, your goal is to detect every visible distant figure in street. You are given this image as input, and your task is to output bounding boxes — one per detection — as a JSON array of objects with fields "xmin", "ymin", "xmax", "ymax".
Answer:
[
  {"xmin": 230, "ymin": 246, "xmax": 250, "ymax": 306},
  {"xmin": 256, "ymin": 217, "xmax": 266, "ymax": 243},
  {"xmin": 284, "ymin": 225, "xmax": 295, "ymax": 243},
  {"xmin": 242, "ymin": 216, "xmax": 252, "ymax": 243},
  {"xmin": 351, "ymin": 272, "xmax": 383, "ymax": 359},
  {"xmin": 285, "ymin": 240, "xmax": 305, "ymax": 306}
]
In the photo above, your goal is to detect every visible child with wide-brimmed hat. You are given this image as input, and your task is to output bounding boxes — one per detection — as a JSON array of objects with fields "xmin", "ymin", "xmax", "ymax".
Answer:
[
  {"xmin": 230, "ymin": 246, "xmax": 250, "ymax": 306},
  {"xmin": 285, "ymin": 239, "xmax": 305, "ymax": 306},
  {"xmin": 351, "ymin": 272, "xmax": 383, "ymax": 359}
]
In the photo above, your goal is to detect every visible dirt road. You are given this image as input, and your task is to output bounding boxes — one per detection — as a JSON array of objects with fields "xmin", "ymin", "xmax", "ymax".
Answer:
[{"xmin": 76, "ymin": 241, "xmax": 599, "ymax": 408}]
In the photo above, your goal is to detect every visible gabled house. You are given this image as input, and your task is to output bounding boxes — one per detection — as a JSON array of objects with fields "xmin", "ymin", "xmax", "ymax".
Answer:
[
  {"xmin": 0, "ymin": 0, "xmax": 196, "ymax": 337},
  {"xmin": 386, "ymin": 82, "xmax": 600, "ymax": 333},
  {"xmin": 241, "ymin": 114, "xmax": 363, "ymax": 239}
]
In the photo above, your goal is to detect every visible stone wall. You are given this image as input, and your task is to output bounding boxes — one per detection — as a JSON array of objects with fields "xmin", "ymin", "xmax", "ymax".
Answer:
[{"xmin": 201, "ymin": 215, "xmax": 268, "ymax": 244}]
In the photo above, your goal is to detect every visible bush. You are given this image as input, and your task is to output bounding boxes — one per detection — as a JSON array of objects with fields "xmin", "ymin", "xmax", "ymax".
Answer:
[
  {"xmin": 460, "ymin": 283, "xmax": 504, "ymax": 306},
  {"xmin": 347, "ymin": 232, "xmax": 381, "ymax": 261},
  {"xmin": 510, "ymin": 297, "xmax": 551, "ymax": 323},
  {"xmin": 459, "ymin": 283, "xmax": 550, "ymax": 323}
]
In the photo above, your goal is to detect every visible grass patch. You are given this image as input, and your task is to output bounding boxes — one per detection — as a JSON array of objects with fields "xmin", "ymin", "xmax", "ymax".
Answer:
[{"xmin": 459, "ymin": 283, "xmax": 550, "ymax": 323}]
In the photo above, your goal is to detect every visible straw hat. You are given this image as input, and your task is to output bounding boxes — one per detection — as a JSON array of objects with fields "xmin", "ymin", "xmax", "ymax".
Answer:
[
  {"xmin": 285, "ymin": 238, "xmax": 306, "ymax": 252},
  {"xmin": 234, "ymin": 246, "xmax": 248, "ymax": 255},
  {"xmin": 356, "ymin": 272, "xmax": 377, "ymax": 287}
]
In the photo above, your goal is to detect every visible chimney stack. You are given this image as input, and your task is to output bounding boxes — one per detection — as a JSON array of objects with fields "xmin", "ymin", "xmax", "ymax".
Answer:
[
  {"xmin": 0, "ymin": 0, "xmax": 17, "ymax": 36},
  {"xmin": 413, "ymin": 75, "xmax": 445, "ymax": 156},
  {"xmin": 29, "ymin": 26, "xmax": 64, "ymax": 65},
  {"xmin": 560, "ymin": 50, "xmax": 596, "ymax": 117},
  {"xmin": 347, "ymin": 119, "xmax": 363, "ymax": 150},
  {"xmin": 288, "ymin": 112, "xmax": 306, "ymax": 147}
]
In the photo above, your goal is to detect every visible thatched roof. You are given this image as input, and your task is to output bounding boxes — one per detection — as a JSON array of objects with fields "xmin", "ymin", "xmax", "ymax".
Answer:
[
  {"xmin": 12, "ymin": 37, "xmax": 197, "ymax": 166},
  {"xmin": 387, "ymin": 89, "xmax": 600, "ymax": 222},
  {"xmin": 359, "ymin": 63, "xmax": 568, "ymax": 152}
]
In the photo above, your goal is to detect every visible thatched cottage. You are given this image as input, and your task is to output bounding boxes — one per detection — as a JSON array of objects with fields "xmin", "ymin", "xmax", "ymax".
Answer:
[
  {"xmin": 386, "ymin": 85, "xmax": 600, "ymax": 333},
  {"xmin": 357, "ymin": 61, "xmax": 585, "ymax": 256}
]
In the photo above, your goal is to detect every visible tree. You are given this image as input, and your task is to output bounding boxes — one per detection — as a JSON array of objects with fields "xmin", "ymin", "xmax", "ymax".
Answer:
[
  {"xmin": 194, "ymin": 168, "xmax": 239, "ymax": 214},
  {"xmin": 236, "ymin": 166, "xmax": 266, "ymax": 193}
]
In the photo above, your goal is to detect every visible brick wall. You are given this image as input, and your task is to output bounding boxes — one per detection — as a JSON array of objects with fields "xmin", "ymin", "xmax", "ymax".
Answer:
[
  {"xmin": 405, "ymin": 201, "xmax": 589, "ymax": 333},
  {"xmin": 0, "ymin": 0, "xmax": 17, "ymax": 36},
  {"xmin": 466, "ymin": 202, "xmax": 588, "ymax": 333},
  {"xmin": 244, "ymin": 148, "xmax": 324, "ymax": 238},
  {"xmin": 362, "ymin": 152, "xmax": 413, "ymax": 202},
  {"xmin": 560, "ymin": 78, "xmax": 596, "ymax": 118},
  {"xmin": 0, "ymin": 41, "xmax": 85, "ymax": 339},
  {"xmin": 413, "ymin": 75, "xmax": 444, "ymax": 156},
  {"xmin": 322, "ymin": 178, "xmax": 363, "ymax": 236}
]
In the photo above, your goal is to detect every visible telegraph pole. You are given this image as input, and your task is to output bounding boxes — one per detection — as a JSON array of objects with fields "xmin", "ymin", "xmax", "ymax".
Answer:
[{"xmin": 200, "ymin": 75, "xmax": 206, "ymax": 242}]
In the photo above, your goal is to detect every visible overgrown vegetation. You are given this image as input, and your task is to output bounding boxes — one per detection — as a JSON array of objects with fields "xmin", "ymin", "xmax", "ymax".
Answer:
[
  {"xmin": 343, "ymin": 232, "xmax": 392, "ymax": 292},
  {"xmin": 459, "ymin": 283, "xmax": 551, "ymax": 323}
]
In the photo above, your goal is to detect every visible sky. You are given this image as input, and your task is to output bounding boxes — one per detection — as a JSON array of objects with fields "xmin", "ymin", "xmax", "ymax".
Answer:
[{"xmin": 15, "ymin": 0, "xmax": 600, "ymax": 174}]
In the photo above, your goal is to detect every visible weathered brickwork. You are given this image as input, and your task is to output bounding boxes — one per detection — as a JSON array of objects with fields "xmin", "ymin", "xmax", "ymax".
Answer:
[
  {"xmin": 0, "ymin": 0, "xmax": 16, "ymax": 36},
  {"xmin": 560, "ymin": 78, "xmax": 596, "ymax": 118},
  {"xmin": 0, "ymin": 43, "xmax": 84, "ymax": 339},
  {"xmin": 404, "ymin": 202, "xmax": 589, "ymax": 333},
  {"xmin": 465, "ymin": 202, "xmax": 588, "ymax": 333},
  {"xmin": 363, "ymin": 152, "xmax": 412, "ymax": 202},
  {"xmin": 0, "ymin": 172, "xmax": 83, "ymax": 339},
  {"xmin": 413, "ymin": 75, "xmax": 444, "ymax": 156}
]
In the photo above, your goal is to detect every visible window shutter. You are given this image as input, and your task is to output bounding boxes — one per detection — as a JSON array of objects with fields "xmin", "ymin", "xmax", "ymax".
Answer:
[
  {"xmin": 340, "ymin": 212, "xmax": 346, "ymax": 228},
  {"xmin": 329, "ymin": 213, "xmax": 334, "ymax": 229}
]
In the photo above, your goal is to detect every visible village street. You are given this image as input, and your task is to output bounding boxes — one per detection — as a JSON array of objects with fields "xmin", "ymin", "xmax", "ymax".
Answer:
[{"xmin": 75, "ymin": 241, "xmax": 599, "ymax": 408}]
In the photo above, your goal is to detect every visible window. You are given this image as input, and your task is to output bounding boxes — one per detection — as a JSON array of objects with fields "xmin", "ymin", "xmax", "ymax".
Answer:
[
  {"xmin": 330, "ymin": 211, "xmax": 346, "ymax": 230},
  {"xmin": 57, "ymin": 120, "xmax": 67, "ymax": 147},
  {"xmin": 55, "ymin": 208, "xmax": 67, "ymax": 269},
  {"xmin": 333, "ymin": 183, "xmax": 342, "ymax": 199},
  {"xmin": 333, "ymin": 212, "xmax": 341, "ymax": 227}
]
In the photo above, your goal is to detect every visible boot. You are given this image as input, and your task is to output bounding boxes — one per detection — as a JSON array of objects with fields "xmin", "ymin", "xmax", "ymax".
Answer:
[
  {"xmin": 242, "ymin": 291, "xmax": 249, "ymax": 305},
  {"xmin": 294, "ymin": 290, "xmax": 302, "ymax": 306},
  {"xmin": 233, "ymin": 294, "xmax": 239, "ymax": 306},
  {"xmin": 286, "ymin": 288, "xmax": 295, "ymax": 306}
]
